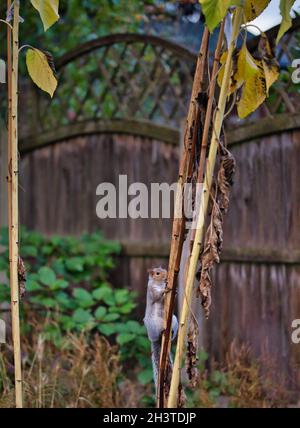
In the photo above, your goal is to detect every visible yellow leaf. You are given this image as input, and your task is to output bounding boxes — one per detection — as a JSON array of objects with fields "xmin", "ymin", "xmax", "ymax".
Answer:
[
  {"xmin": 217, "ymin": 51, "xmax": 238, "ymax": 94},
  {"xmin": 244, "ymin": 0, "xmax": 270, "ymax": 21},
  {"xmin": 199, "ymin": 0, "xmax": 232, "ymax": 32},
  {"xmin": 262, "ymin": 59, "xmax": 279, "ymax": 93},
  {"xmin": 258, "ymin": 34, "xmax": 280, "ymax": 93},
  {"xmin": 217, "ymin": 52, "xmax": 228, "ymax": 90},
  {"xmin": 233, "ymin": 43, "xmax": 259, "ymax": 93},
  {"xmin": 276, "ymin": 0, "xmax": 296, "ymax": 44},
  {"xmin": 31, "ymin": 0, "xmax": 59, "ymax": 31},
  {"xmin": 26, "ymin": 49, "xmax": 57, "ymax": 97},
  {"xmin": 217, "ymin": 44, "xmax": 258, "ymax": 94},
  {"xmin": 237, "ymin": 59, "xmax": 266, "ymax": 118}
]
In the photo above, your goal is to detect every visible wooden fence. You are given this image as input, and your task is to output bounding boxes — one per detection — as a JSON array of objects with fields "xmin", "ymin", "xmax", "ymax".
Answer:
[
  {"xmin": 18, "ymin": 114, "xmax": 300, "ymax": 390},
  {"xmin": 0, "ymin": 28, "xmax": 300, "ymax": 391}
]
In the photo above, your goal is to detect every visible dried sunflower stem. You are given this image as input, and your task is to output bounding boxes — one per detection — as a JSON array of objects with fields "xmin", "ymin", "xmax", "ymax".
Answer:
[
  {"xmin": 7, "ymin": 0, "xmax": 23, "ymax": 408},
  {"xmin": 167, "ymin": 8, "xmax": 243, "ymax": 408},
  {"xmin": 190, "ymin": 19, "xmax": 225, "ymax": 248},
  {"xmin": 157, "ymin": 27, "xmax": 210, "ymax": 408}
]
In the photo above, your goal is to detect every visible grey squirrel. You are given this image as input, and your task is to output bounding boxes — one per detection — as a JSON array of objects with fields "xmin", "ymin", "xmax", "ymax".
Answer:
[{"xmin": 143, "ymin": 267, "xmax": 178, "ymax": 393}]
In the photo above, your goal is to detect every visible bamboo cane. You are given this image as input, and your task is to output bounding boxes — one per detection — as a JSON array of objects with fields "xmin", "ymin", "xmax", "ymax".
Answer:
[
  {"xmin": 167, "ymin": 8, "xmax": 244, "ymax": 408},
  {"xmin": 7, "ymin": 1, "xmax": 12, "ymax": 229},
  {"xmin": 7, "ymin": 0, "xmax": 23, "ymax": 408},
  {"xmin": 157, "ymin": 27, "xmax": 210, "ymax": 408}
]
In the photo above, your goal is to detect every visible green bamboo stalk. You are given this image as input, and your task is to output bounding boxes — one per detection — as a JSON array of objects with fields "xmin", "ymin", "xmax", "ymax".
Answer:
[{"xmin": 167, "ymin": 7, "xmax": 244, "ymax": 408}]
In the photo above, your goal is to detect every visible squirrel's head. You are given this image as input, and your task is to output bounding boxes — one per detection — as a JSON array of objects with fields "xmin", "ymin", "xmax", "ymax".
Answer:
[{"xmin": 147, "ymin": 267, "xmax": 167, "ymax": 282}]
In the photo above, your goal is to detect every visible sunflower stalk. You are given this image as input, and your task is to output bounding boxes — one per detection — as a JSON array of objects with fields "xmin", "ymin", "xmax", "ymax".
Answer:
[
  {"xmin": 157, "ymin": 27, "xmax": 210, "ymax": 408},
  {"xmin": 167, "ymin": 7, "xmax": 244, "ymax": 408}
]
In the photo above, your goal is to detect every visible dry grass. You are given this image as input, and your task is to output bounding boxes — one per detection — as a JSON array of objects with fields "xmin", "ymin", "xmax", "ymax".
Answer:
[
  {"xmin": 191, "ymin": 342, "xmax": 289, "ymax": 408},
  {"xmin": 0, "ymin": 331, "xmax": 123, "ymax": 408},
  {"xmin": 0, "ymin": 320, "xmax": 291, "ymax": 408}
]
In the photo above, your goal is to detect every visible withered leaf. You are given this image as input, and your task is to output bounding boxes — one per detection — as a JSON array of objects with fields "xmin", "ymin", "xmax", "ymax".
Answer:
[
  {"xmin": 18, "ymin": 256, "xmax": 27, "ymax": 299},
  {"xmin": 186, "ymin": 316, "xmax": 199, "ymax": 389},
  {"xmin": 198, "ymin": 149, "xmax": 236, "ymax": 318}
]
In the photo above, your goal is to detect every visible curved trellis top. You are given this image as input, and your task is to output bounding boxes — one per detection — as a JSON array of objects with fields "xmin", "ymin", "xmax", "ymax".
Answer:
[
  {"xmin": 18, "ymin": 22, "xmax": 300, "ymax": 152},
  {"xmin": 34, "ymin": 34, "xmax": 196, "ymax": 135}
]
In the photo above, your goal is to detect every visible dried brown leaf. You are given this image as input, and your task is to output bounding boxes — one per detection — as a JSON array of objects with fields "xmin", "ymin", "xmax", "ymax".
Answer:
[
  {"xmin": 186, "ymin": 317, "xmax": 199, "ymax": 388},
  {"xmin": 218, "ymin": 149, "xmax": 236, "ymax": 213},
  {"xmin": 177, "ymin": 382, "xmax": 186, "ymax": 408},
  {"xmin": 18, "ymin": 256, "xmax": 26, "ymax": 299},
  {"xmin": 198, "ymin": 148, "xmax": 236, "ymax": 318}
]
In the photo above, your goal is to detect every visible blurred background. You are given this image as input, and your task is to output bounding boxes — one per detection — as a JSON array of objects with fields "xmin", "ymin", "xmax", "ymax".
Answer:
[{"xmin": 0, "ymin": 0, "xmax": 300, "ymax": 407}]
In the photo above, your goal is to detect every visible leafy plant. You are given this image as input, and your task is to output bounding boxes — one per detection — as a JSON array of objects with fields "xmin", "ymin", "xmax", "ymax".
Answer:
[{"xmin": 0, "ymin": 227, "xmax": 152, "ymax": 385}]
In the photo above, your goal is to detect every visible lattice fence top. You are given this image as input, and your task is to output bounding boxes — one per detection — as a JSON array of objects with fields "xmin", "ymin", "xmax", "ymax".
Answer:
[
  {"xmin": 32, "ymin": 34, "xmax": 196, "ymax": 134},
  {"xmin": 17, "ymin": 23, "xmax": 300, "ymax": 141}
]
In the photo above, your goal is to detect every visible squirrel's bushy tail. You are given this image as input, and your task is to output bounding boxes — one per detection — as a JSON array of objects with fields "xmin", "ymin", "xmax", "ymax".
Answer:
[
  {"xmin": 151, "ymin": 340, "xmax": 173, "ymax": 393},
  {"xmin": 151, "ymin": 341, "xmax": 161, "ymax": 392}
]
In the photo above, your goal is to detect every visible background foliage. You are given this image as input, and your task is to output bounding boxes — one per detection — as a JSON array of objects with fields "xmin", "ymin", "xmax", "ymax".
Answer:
[{"xmin": 0, "ymin": 228, "xmax": 153, "ymax": 388}]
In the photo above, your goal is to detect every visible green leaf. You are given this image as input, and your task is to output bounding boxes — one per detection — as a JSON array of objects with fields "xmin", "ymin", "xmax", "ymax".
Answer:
[
  {"xmin": 199, "ymin": 349, "xmax": 209, "ymax": 362},
  {"xmin": 0, "ymin": 227, "xmax": 9, "ymax": 246},
  {"xmin": 116, "ymin": 333, "xmax": 136, "ymax": 345},
  {"xmin": 276, "ymin": 0, "xmax": 296, "ymax": 44},
  {"xmin": 73, "ymin": 288, "xmax": 94, "ymax": 308},
  {"xmin": 136, "ymin": 336, "xmax": 150, "ymax": 352},
  {"xmin": 92, "ymin": 287, "xmax": 115, "ymax": 305},
  {"xmin": 21, "ymin": 245, "xmax": 38, "ymax": 257},
  {"xmin": 31, "ymin": 0, "xmax": 60, "ymax": 31},
  {"xmin": 42, "ymin": 245, "xmax": 54, "ymax": 255},
  {"xmin": 54, "ymin": 279, "xmax": 69, "ymax": 289},
  {"xmin": 199, "ymin": 0, "xmax": 232, "ymax": 32},
  {"xmin": 92, "ymin": 287, "xmax": 110, "ymax": 300},
  {"xmin": 26, "ymin": 279, "xmax": 42, "ymax": 292},
  {"xmin": 26, "ymin": 48, "xmax": 57, "ymax": 97},
  {"xmin": 118, "ymin": 302, "xmax": 136, "ymax": 314},
  {"xmin": 55, "ymin": 291, "xmax": 75, "ymax": 310},
  {"xmin": 209, "ymin": 388, "xmax": 221, "ymax": 400},
  {"xmin": 65, "ymin": 257, "xmax": 84, "ymax": 272},
  {"xmin": 137, "ymin": 368, "xmax": 153, "ymax": 385},
  {"xmin": 38, "ymin": 266, "xmax": 56, "ymax": 286},
  {"xmin": 124, "ymin": 320, "xmax": 143, "ymax": 333},
  {"xmin": 72, "ymin": 308, "xmax": 93, "ymax": 325},
  {"xmin": 102, "ymin": 313, "xmax": 120, "ymax": 322},
  {"xmin": 60, "ymin": 315, "xmax": 75, "ymax": 330},
  {"xmin": 97, "ymin": 323, "xmax": 118, "ymax": 336},
  {"xmin": 115, "ymin": 289, "xmax": 129, "ymax": 305},
  {"xmin": 94, "ymin": 306, "xmax": 107, "ymax": 321},
  {"xmin": 40, "ymin": 297, "xmax": 57, "ymax": 308},
  {"xmin": 211, "ymin": 370, "xmax": 224, "ymax": 384}
]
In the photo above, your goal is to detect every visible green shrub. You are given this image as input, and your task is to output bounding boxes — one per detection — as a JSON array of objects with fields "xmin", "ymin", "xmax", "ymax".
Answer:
[{"xmin": 0, "ymin": 227, "xmax": 151, "ymax": 384}]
